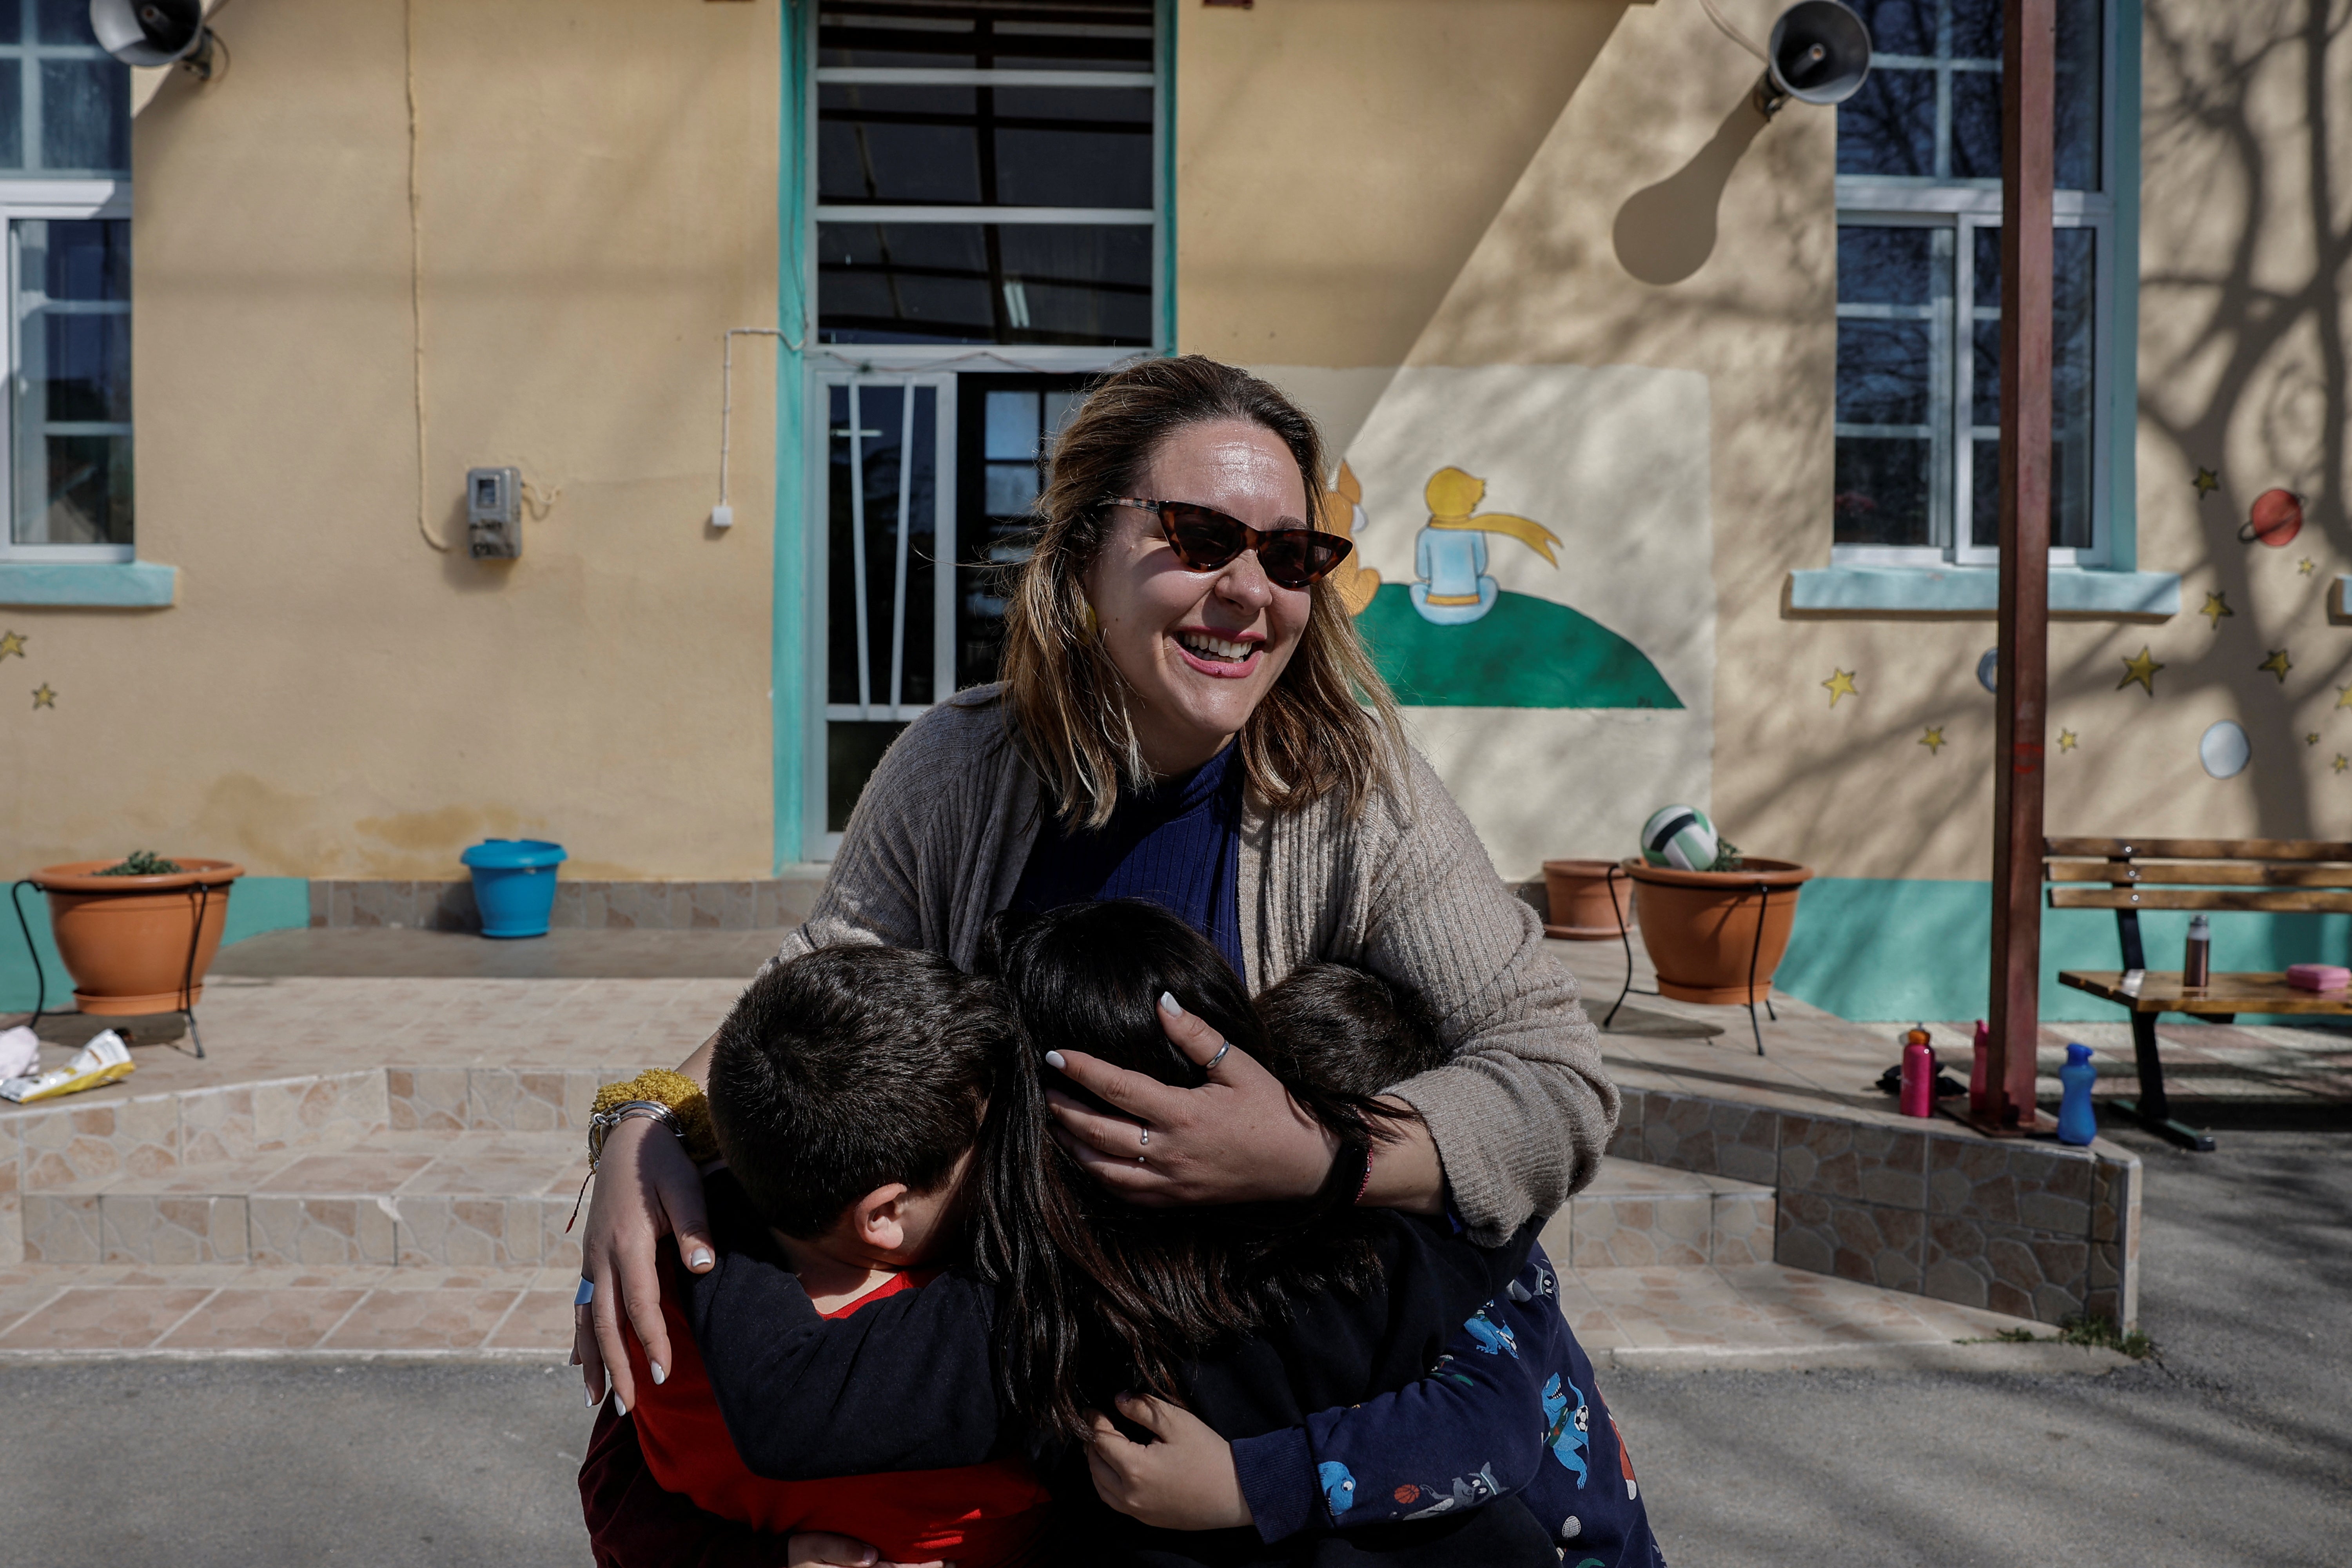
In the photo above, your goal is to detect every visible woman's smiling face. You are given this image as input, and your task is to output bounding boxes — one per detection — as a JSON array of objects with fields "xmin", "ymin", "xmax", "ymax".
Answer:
[{"xmin": 1084, "ymin": 418, "xmax": 1315, "ymax": 778}]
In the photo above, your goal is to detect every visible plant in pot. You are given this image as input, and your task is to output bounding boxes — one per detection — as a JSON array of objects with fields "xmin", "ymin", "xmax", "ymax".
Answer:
[
  {"xmin": 1615, "ymin": 809, "xmax": 1811, "ymax": 1053},
  {"xmin": 18, "ymin": 852, "xmax": 243, "ymax": 1036}
]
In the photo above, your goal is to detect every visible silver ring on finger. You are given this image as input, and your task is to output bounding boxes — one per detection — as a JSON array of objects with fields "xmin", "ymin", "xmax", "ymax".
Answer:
[
  {"xmin": 574, "ymin": 1277, "xmax": 595, "ymax": 1307},
  {"xmin": 1203, "ymin": 1040, "xmax": 1232, "ymax": 1073}
]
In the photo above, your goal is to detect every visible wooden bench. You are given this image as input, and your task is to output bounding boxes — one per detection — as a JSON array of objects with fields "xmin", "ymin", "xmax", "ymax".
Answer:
[{"xmin": 2048, "ymin": 837, "xmax": 2352, "ymax": 1151}]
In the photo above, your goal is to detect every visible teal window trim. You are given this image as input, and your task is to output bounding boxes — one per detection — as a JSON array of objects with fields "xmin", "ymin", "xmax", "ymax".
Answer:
[
  {"xmin": 0, "ymin": 557, "xmax": 171, "ymax": 606},
  {"xmin": 1156, "ymin": 0, "xmax": 1176, "ymax": 353},
  {"xmin": 1788, "ymin": 563, "xmax": 2178, "ymax": 617},
  {"xmin": 771, "ymin": 0, "xmax": 812, "ymax": 870},
  {"xmin": 2106, "ymin": 0, "xmax": 2142, "ymax": 571}
]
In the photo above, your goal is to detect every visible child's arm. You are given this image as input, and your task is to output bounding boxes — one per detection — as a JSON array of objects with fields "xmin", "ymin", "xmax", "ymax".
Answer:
[
  {"xmin": 685, "ymin": 1250, "xmax": 1010, "ymax": 1480},
  {"xmin": 1103, "ymin": 1254, "xmax": 1569, "ymax": 1543}
]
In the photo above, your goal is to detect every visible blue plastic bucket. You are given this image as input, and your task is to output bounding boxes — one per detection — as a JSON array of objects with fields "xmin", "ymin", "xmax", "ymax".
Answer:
[{"xmin": 459, "ymin": 838, "xmax": 566, "ymax": 938}]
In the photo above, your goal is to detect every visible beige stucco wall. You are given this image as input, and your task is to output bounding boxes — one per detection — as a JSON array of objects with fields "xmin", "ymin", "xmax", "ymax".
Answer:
[
  {"xmin": 0, "ymin": 0, "xmax": 781, "ymax": 881},
  {"xmin": 1187, "ymin": 0, "xmax": 2352, "ymax": 884}
]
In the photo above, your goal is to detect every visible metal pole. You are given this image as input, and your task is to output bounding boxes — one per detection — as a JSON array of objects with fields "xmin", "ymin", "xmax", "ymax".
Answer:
[{"xmin": 1988, "ymin": 0, "xmax": 2056, "ymax": 1129}]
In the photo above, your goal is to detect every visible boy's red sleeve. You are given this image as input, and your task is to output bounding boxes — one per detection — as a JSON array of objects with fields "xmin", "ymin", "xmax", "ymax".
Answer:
[{"xmin": 578, "ymin": 1399, "xmax": 780, "ymax": 1568}]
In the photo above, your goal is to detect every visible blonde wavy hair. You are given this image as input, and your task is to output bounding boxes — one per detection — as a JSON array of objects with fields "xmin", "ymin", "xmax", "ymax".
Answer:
[{"xmin": 998, "ymin": 356, "xmax": 1406, "ymax": 830}]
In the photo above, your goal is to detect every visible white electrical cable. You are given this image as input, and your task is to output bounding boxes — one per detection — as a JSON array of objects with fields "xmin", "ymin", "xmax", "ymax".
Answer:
[
  {"xmin": 716, "ymin": 323, "xmax": 807, "ymax": 517},
  {"xmin": 1698, "ymin": 0, "xmax": 1768, "ymax": 62}
]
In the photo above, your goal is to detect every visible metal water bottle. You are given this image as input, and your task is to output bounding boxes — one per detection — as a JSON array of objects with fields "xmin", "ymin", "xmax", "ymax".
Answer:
[
  {"xmin": 2184, "ymin": 913, "xmax": 2211, "ymax": 990},
  {"xmin": 1899, "ymin": 1025, "xmax": 1936, "ymax": 1118},
  {"xmin": 1968, "ymin": 1019, "xmax": 1991, "ymax": 1116},
  {"xmin": 2056, "ymin": 1042, "xmax": 2098, "ymax": 1146}
]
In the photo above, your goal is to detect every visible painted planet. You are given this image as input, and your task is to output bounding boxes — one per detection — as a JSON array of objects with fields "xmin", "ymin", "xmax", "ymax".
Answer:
[
  {"xmin": 2238, "ymin": 488, "xmax": 2303, "ymax": 547},
  {"xmin": 1976, "ymin": 648, "xmax": 1999, "ymax": 693},
  {"xmin": 2199, "ymin": 719, "xmax": 2251, "ymax": 780}
]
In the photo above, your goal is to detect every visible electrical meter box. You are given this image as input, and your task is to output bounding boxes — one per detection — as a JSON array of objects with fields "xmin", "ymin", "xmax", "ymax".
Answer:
[{"xmin": 467, "ymin": 466, "xmax": 522, "ymax": 559}]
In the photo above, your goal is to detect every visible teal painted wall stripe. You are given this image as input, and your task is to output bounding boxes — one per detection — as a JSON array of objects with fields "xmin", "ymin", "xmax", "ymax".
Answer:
[
  {"xmin": 0, "ymin": 560, "xmax": 175, "ymax": 608},
  {"xmin": 2109, "ymin": 0, "xmax": 2142, "ymax": 572},
  {"xmin": 1775, "ymin": 876, "xmax": 2352, "ymax": 1024},
  {"xmin": 772, "ymin": 0, "xmax": 811, "ymax": 871},
  {"xmin": 2, "ymin": 876, "xmax": 309, "ymax": 1013}
]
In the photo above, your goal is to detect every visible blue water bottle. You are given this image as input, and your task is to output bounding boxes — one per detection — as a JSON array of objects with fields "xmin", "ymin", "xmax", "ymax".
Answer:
[{"xmin": 2056, "ymin": 1042, "xmax": 2098, "ymax": 1146}]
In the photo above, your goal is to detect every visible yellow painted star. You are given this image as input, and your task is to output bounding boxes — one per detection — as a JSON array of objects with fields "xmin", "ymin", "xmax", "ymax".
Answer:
[
  {"xmin": 2198, "ymin": 591, "xmax": 2233, "ymax": 628},
  {"xmin": 2337, "ymin": 755, "xmax": 2349, "ymax": 776},
  {"xmin": 1822, "ymin": 668, "xmax": 1858, "ymax": 707},
  {"xmin": 2117, "ymin": 646, "xmax": 2163, "ymax": 697},
  {"xmin": 2058, "ymin": 729, "xmax": 2080, "ymax": 752},
  {"xmin": 30, "ymin": 683, "xmax": 54, "ymax": 709},
  {"xmin": 1919, "ymin": 725, "xmax": 1947, "ymax": 755},
  {"xmin": 2193, "ymin": 467, "xmax": 2220, "ymax": 496},
  {"xmin": 2301, "ymin": 557, "xmax": 2318, "ymax": 576},
  {"xmin": 0, "ymin": 628, "xmax": 23, "ymax": 660},
  {"xmin": 2259, "ymin": 649, "xmax": 2293, "ymax": 683},
  {"xmin": 2311, "ymin": 733, "xmax": 2325, "ymax": 746}
]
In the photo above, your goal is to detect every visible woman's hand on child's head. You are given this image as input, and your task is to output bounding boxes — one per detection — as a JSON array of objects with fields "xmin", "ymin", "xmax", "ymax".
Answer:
[
  {"xmin": 785, "ymin": 1531, "xmax": 947, "ymax": 1568},
  {"xmin": 573, "ymin": 1113, "xmax": 718, "ymax": 1412},
  {"xmin": 1084, "ymin": 1392, "xmax": 1253, "ymax": 1532},
  {"xmin": 1045, "ymin": 991, "xmax": 1341, "ymax": 1207}
]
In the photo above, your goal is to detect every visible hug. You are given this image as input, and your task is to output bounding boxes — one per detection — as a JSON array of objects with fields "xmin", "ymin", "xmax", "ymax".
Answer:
[{"xmin": 570, "ymin": 357, "xmax": 1662, "ymax": 1566}]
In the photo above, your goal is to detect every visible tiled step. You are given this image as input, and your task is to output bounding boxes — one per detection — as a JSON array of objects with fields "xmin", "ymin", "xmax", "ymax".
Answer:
[
  {"xmin": 1537, "ymin": 1156, "xmax": 1776, "ymax": 1269},
  {"xmin": 18, "ymin": 1129, "xmax": 588, "ymax": 1271}
]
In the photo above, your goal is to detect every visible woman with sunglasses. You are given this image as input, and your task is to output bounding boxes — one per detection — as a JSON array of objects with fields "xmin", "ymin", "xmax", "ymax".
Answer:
[{"xmin": 574, "ymin": 356, "xmax": 1618, "ymax": 1443}]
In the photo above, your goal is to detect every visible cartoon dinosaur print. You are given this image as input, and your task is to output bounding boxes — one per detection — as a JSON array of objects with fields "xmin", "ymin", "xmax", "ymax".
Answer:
[
  {"xmin": 1462, "ymin": 1306, "xmax": 1519, "ymax": 1357},
  {"xmin": 1318, "ymin": 1460, "xmax": 1358, "ymax": 1518},
  {"xmin": 1506, "ymin": 1263, "xmax": 1558, "ymax": 1305},
  {"xmin": 1399, "ymin": 1463, "xmax": 1504, "ymax": 1521},
  {"xmin": 1542, "ymin": 1372, "xmax": 1592, "ymax": 1488}
]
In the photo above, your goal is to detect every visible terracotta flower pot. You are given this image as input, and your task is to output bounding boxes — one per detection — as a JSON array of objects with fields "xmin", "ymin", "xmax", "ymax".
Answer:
[
  {"xmin": 1624, "ymin": 857, "xmax": 1812, "ymax": 1005},
  {"xmin": 1541, "ymin": 858, "xmax": 1635, "ymax": 940},
  {"xmin": 30, "ymin": 860, "xmax": 243, "ymax": 1014}
]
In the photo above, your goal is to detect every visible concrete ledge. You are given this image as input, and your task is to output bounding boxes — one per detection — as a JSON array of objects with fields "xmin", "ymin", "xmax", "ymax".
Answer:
[
  {"xmin": 1787, "ymin": 565, "xmax": 2180, "ymax": 620},
  {"xmin": 1597, "ymin": 1341, "xmax": 2135, "ymax": 1374},
  {"xmin": 0, "ymin": 559, "xmax": 176, "ymax": 607}
]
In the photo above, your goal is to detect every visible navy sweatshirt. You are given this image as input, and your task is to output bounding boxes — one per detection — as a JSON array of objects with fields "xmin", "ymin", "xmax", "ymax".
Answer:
[
  {"xmin": 680, "ymin": 1171, "xmax": 1558, "ymax": 1565},
  {"xmin": 1010, "ymin": 740, "xmax": 1247, "ymax": 978}
]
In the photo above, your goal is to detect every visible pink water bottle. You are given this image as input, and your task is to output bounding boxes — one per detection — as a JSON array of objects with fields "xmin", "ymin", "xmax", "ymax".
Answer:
[
  {"xmin": 1900, "ymin": 1025, "xmax": 1937, "ymax": 1118},
  {"xmin": 1968, "ymin": 1019, "xmax": 1991, "ymax": 1116}
]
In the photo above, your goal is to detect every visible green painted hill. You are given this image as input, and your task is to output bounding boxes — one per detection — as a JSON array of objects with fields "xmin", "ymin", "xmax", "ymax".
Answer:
[{"xmin": 1356, "ymin": 586, "xmax": 1683, "ymax": 709}]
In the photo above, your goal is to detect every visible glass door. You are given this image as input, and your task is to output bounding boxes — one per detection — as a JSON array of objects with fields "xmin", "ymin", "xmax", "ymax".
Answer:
[{"xmin": 812, "ymin": 372, "xmax": 957, "ymax": 851}]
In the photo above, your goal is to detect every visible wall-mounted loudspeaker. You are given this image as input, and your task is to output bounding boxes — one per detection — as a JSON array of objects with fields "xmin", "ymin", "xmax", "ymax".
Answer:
[
  {"xmin": 89, "ymin": 0, "xmax": 219, "ymax": 79},
  {"xmin": 1757, "ymin": 1, "xmax": 1872, "ymax": 115}
]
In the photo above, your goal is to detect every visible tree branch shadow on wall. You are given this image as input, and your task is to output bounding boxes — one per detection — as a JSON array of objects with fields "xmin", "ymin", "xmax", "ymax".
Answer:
[
  {"xmin": 1613, "ymin": 96, "xmax": 1773, "ymax": 286},
  {"xmin": 2128, "ymin": 0, "xmax": 2352, "ymax": 843}
]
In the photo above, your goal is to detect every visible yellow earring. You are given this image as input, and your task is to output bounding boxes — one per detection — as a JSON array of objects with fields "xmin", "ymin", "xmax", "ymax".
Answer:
[{"xmin": 1081, "ymin": 601, "xmax": 1101, "ymax": 639}]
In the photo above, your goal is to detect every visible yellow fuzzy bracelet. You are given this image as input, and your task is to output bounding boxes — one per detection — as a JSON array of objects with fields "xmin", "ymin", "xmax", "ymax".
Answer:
[{"xmin": 591, "ymin": 1069, "xmax": 719, "ymax": 1164}]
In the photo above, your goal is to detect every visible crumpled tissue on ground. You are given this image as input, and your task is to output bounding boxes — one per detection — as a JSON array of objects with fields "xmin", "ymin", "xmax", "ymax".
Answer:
[
  {"xmin": 0, "ymin": 1029, "xmax": 134, "ymax": 1103},
  {"xmin": 0, "ymin": 1024, "xmax": 37, "ymax": 1080}
]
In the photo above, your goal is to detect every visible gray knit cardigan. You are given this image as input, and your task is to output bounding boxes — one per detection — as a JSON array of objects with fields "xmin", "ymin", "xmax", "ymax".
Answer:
[{"xmin": 772, "ymin": 686, "xmax": 1618, "ymax": 1244}]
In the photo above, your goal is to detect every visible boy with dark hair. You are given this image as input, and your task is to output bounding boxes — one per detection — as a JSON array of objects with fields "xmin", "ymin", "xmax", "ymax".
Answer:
[{"xmin": 599, "ymin": 944, "xmax": 1053, "ymax": 1568}]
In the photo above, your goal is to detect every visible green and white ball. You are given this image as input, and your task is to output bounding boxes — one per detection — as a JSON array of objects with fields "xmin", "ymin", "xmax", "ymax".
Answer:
[{"xmin": 1640, "ymin": 805, "xmax": 1718, "ymax": 871}]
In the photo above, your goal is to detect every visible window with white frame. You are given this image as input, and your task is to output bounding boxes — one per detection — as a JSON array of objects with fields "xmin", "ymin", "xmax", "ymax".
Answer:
[
  {"xmin": 1832, "ymin": 0, "xmax": 2108, "ymax": 566},
  {"xmin": 813, "ymin": 0, "xmax": 1156, "ymax": 346},
  {"xmin": 0, "ymin": 3, "xmax": 130, "ymax": 559}
]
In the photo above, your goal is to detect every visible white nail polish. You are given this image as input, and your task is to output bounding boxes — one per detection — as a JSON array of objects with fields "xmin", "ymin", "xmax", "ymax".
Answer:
[
  {"xmin": 584, "ymin": 1386, "xmax": 598, "ymax": 1407},
  {"xmin": 1045, "ymin": 1050, "xmax": 1067, "ymax": 1070},
  {"xmin": 1158, "ymin": 991, "xmax": 1182, "ymax": 1017},
  {"xmin": 688, "ymin": 1247, "xmax": 713, "ymax": 1271},
  {"xmin": 650, "ymin": 1362, "xmax": 667, "ymax": 1386}
]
